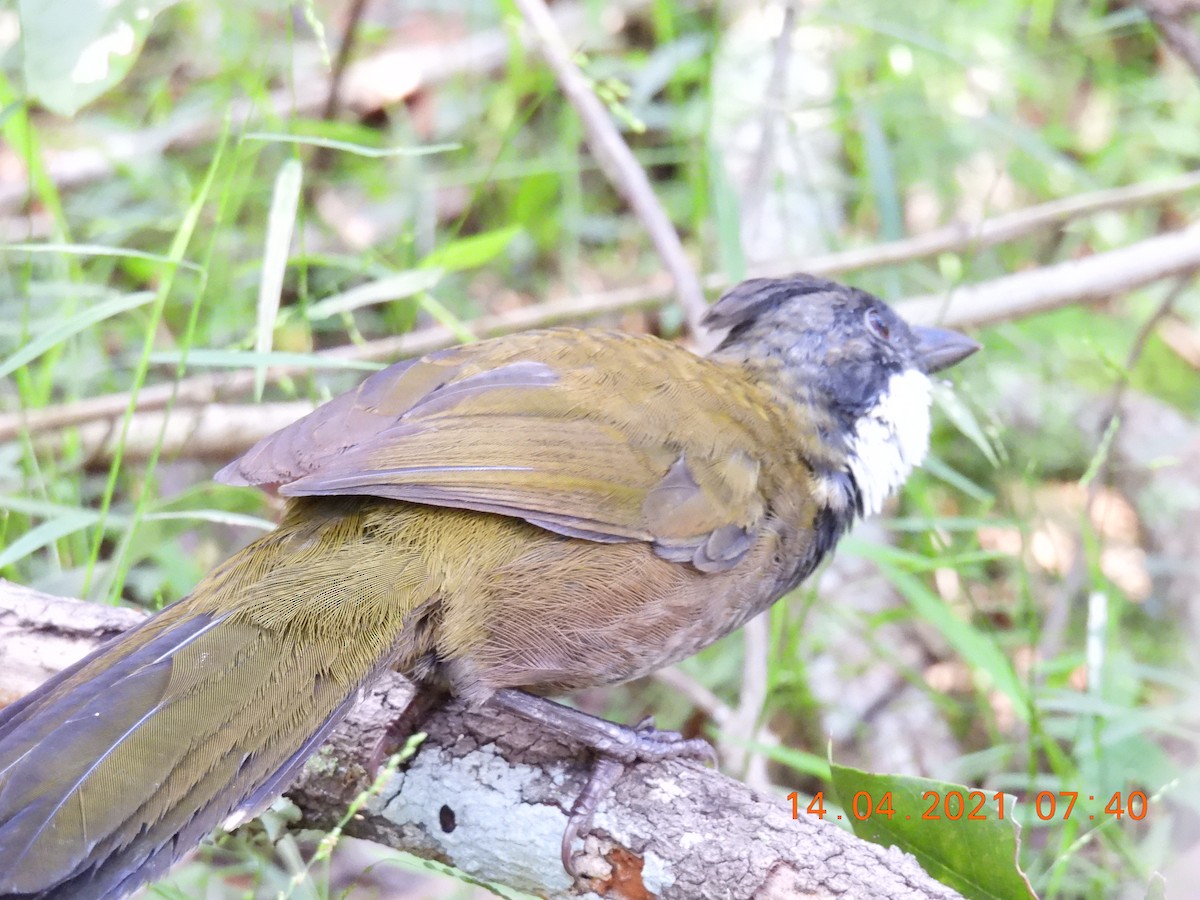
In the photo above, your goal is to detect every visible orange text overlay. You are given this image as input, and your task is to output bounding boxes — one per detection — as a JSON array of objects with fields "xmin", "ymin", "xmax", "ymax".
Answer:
[{"xmin": 788, "ymin": 790, "xmax": 1149, "ymax": 823}]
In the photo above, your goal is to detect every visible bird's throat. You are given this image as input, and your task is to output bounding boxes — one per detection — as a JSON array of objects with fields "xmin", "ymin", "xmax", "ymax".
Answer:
[{"xmin": 845, "ymin": 368, "xmax": 933, "ymax": 516}]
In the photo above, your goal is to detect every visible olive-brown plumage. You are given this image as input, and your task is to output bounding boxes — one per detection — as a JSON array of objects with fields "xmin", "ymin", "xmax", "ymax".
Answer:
[{"xmin": 0, "ymin": 275, "xmax": 977, "ymax": 898}]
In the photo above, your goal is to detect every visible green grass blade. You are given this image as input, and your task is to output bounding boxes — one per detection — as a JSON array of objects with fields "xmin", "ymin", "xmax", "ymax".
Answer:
[
  {"xmin": 0, "ymin": 511, "xmax": 98, "ymax": 570},
  {"xmin": 88, "ymin": 117, "xmax": 231, "ymax": 602},
  {"xmin": 305, "ymin": 269, "xmax": 443, "ymax": 321},
  {"xmin": 255, "ymin": 157, "xmax": 303, "ymax": 400},
  {"xmin": 0, "ymin": 243, "xmax": 202, "ymax": 271},
  {"xmin": 0, "ymin": 291, "xmax": 154, "ymax": 380},
  {"xmin": 851, "ymin": 541, "xmax": 1028, "ymax": 721},
  {"xmin": 243, "ymin": 132, "xmax": 457, "ymax": 158}
]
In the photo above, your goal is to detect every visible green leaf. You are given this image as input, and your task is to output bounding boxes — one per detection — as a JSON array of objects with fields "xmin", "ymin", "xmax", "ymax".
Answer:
[
  {"xmin": 421, "ymin": 226, "xmax": 522, "ymax": 272},
  {"xmin": 932, "ymin": 382, "xmax": 1000, "ymax": 467},
  {"xmin": 920, "ymin": 455, "xmax": 994, "ymax": 504},
  {"xmin": 728, "ymin": 738, "xmax": 830, "ymax": 780},
  {"xmin": 859, "ymin": 104, "xmax": 903, "ymax": 241},
  {"xmin": 18, "ymin": 0, "xmax": 179, "ymax": 116},
  {"xmin": 707, "ymin": 141, "xmax": 745, "ymax": 283},
  {"xmin": 413, "ymin": 292, "xmax": 476, "ymax": 344},
  {"xmin": 830, "ymin": 764, "xmax": 1036, "ymax": 900}
]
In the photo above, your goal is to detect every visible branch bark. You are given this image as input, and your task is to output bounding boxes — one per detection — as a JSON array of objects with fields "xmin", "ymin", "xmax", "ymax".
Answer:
[
  {"xmin": 0, "ymin": 579, "xmax": 961, "ymax": 899},
  {"xmin": 900, "ymin": 217, "xmax": 1200, "ymax": 328}
]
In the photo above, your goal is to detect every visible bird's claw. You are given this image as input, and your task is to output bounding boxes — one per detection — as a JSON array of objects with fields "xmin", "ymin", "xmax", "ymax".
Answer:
[{"xmin": 561, "ymin": 718, "xmax": 716, "ymax": 876}]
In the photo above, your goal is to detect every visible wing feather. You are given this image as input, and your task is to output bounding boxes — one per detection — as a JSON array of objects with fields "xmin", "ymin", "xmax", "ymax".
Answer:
[{"xmin": 218, "ymin": 330, "xmax": 776, "ymax": 570}]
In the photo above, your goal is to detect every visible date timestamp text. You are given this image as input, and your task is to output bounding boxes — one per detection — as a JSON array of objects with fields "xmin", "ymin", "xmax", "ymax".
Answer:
[{"xmin": 789, "ymin": 790, "xmax": 1149, "ymax": 822}]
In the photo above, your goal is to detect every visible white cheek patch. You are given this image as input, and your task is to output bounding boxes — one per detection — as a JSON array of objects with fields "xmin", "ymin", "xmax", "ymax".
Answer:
[{"xmin": 847, "ymin": 368, "xmax": 933, "ymax": 516}]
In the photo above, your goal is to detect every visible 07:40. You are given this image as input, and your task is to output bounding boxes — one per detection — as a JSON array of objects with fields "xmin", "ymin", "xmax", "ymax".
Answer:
[{"xmin": 1031, "ymin": 790, "xmax": 1148, "ymax": 821}]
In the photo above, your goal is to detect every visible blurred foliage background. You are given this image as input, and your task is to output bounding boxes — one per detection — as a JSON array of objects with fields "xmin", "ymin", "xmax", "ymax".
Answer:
[{"xmin": 1, "ymin": 0, "xmax": 1199, "ymax": 897}]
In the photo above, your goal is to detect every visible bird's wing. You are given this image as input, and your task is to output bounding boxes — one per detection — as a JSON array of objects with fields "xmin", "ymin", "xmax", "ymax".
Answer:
[{"xmin": 217, "ymin": 330, "xmax": 775, "ymax": 571}]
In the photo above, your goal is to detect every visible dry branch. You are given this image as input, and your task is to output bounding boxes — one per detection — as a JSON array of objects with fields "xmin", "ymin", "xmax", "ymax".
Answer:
[
  {"xmin": 900, "ymin": 218, "xmax": 1200, "ymax": 328},
  {"xmin": 65, "ymin": 401, "xmax": 315, "ymax": 466},
  {"xmin": 2, "ymin": 282, "xmax": 672, "ymax": 443},
  {"xmin": 21, "ymin": 217, "xmax": 1200, "ymax": 463},
  {"xmin": 7, "ymin": 183, "xmax": 1197, "ymax": 447},
  {"xmin": 750, "ymin": 170, "xmax": 1200, "ymax": 285},
  {"xmin": 0, "ymin": 580, "xmax": 144, "ymax": 708},
  {"xmin": 1138, "ymin": 0, "xmax": 1200, "ymax": 79},
  {"xmin": 0, "ymin": 580, "xmax": 961, "ymax": 899},
  {"xmin": 6, "ymin": 178, "xmax": 1196, "ymax": 444},
  {"xmin": 513, "ymin": 0, "xmax": 708, "ymax": 337}
]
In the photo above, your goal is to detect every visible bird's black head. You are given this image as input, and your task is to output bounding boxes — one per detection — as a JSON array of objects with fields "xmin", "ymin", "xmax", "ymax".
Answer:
[{"xmin": 705, "ymin": 274, "xmax": 978, "ymax": 515}]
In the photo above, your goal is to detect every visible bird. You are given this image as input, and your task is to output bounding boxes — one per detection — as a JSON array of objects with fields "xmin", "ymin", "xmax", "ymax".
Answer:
[{"xmin": 0, "ymin": 273, "xmax": 977, "ymax": 898}]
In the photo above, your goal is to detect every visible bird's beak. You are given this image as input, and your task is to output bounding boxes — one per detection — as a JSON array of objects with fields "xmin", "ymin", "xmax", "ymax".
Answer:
[{"xmin": 912, "ymin": 325, "xmax": 980, "ymax": 373}]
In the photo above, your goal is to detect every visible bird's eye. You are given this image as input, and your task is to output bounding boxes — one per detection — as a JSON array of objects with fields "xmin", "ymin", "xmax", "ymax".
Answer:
[{"xmin": 865, "ymin": 308, "xmax": 891, "ymax": 341}]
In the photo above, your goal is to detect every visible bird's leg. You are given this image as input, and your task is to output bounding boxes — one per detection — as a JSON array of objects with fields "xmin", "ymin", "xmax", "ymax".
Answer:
[
  {"xmin": 366, "ymin": 683, "xmax": 449, "ymax": 776},
  {"xmin": 490, "ymin": 688, "xmax": 716, "ymax": 764},
  {"xmin": 560, "ymin": 755, "xmax": 625, "ymax": 872},
  {"xmin": 488, "ymin": 688, "xmax": 716, "ymax": 874}
]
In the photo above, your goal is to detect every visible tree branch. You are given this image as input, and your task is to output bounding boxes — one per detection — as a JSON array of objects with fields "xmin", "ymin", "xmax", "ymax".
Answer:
[
  {"xmin": 901, "ymin": 218, "xmax": 1200, "ymax": 328},
  {"xmin": 0, "ymin": 579, "xmax": 961, "ymax": 899},
  {"xmin": 7, "ymin": 181, "xmax": 1197, "ymax": 446},
  {"xmin": 1137, "ymin": 0, "xmax": 1200, "ymax": 80},
  {"xmin": 21, "ymin": 218, "xmax": 1200, "ymax": 464}
]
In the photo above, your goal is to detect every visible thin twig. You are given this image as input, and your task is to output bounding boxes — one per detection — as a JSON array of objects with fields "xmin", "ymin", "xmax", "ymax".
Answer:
[
  {"xmin": 512, "ymin": 0, "xmax": 708, "ymax": 336},
  {"xmin": 1036, "ymin": 272, "xmax": 1197, "ymax": 668},
  {"xmin": 728, "ymin": 614, "xmax": 773, "ymax": 791},
  {"xmin": 38, "ymin": 220, "xmax": 1200, "ymax": 468},
  {"xmin": 1138, "ymin": 0, "xmax": 1200, "ymax": 80},
  {"xmin": 1089, "ymin": 273, "xmax": 1197, "ymax": 490},
  {"xmin": 745, "ymin": 170, "xmax": 1200, "ymax": 287},
  {"xmin": 311, "ymin": 0, "xmax": 372, "ymax": 174},
  {"xmin": 742, "ymin": 1, "xmax": 799, "ymax": 227},
  {"xmin": 652, "ymin": 665, "xmax": 785, "ymax": 770}
]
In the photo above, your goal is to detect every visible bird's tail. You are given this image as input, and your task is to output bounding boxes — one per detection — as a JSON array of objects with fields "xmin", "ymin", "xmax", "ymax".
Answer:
[{"xmin": 0, "ymin": 498, "xmax": 433, "ymax": 899}]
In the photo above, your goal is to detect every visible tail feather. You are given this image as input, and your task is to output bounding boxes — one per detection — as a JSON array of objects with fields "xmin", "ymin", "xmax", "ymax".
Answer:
[
  {"xmin": 72, "ymin": 681, "xmax": 362, "ymax": 900},
  {"xmin": 0, "ymin": 498, "xmax": 433, "ymax": 899},
  {"xmin": 0, "ymin": 614, "xmax": 226, "ymax": 883},
  {"xmin": 0, "ymin": 610, "xmax": 391, "ymax": 899},
  {"xmin": 0, "ymin": 614, "xmax": 346, "ymax": 896}
]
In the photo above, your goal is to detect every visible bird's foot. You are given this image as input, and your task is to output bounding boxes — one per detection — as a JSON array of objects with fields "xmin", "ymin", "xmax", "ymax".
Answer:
[
  {"xmin": 559, "ymin": 720, "xmax": 714, "ymax": 874},
  {"xmin": 488, "ymin": 689, "xmax": 716, "ymax": 875},
  {"xmin": 623, "ymin": 715, "xmax": 718, "ymax": 764}
]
